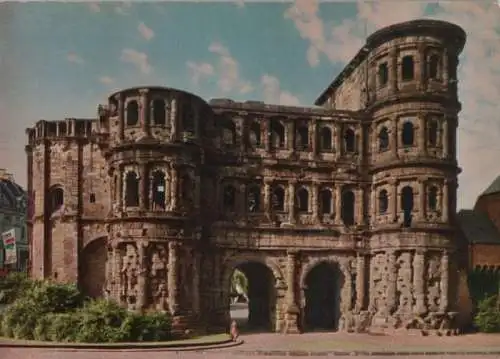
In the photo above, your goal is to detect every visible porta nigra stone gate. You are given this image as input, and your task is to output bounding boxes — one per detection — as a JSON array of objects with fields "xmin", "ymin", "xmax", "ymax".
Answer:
[{"xmin": 25, "ymin": 20, "xmax": 469, "ymax": 335}]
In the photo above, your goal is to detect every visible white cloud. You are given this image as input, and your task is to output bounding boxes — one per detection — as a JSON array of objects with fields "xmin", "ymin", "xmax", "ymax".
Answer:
[
  {"xmin": 208, "ymin": 42, "xmax": 253, "ymax": 94},
  {"xmin": 88, "ymin": 3, "xmax": 100, "ymax": 13},
  {"xmin": 261, "ymin": 74, "xmax": 301, "ymax": 106},
  {"xmin": 186, "ymin": 61, "xmax": 214, "ymax": 86},
  {"xmin": 285, "ymin": 0, "xmax": 500, "ymax": 208},
  {"xmin": 66, "ymin": 52, "xmax": 84, "ymax": 65},
  {"xmin": 234, "ymin": 0, "xmax": 245, "ymax": 8},
  {"xmin": 115, "ymin": 2, "xmax": 131, "ymax": 15},
  {"xmin": 120, "ymin": 48, "xmax": 152, "ymax": 74},
  {"xmin": 138, "ymin": 22, "xmax": 154, "ymax": 41},
  {"xmin": 99, "ymin": 76, "xmax": 115, "ymax": 85}
]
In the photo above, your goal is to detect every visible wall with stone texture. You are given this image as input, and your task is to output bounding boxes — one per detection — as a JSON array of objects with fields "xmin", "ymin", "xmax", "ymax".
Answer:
[{"xmin": 330, "ymin": 59, "xmax": 368, "ymax": 111}]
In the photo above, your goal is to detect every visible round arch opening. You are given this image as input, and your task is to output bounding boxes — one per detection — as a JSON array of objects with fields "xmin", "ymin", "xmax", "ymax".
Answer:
[
  {"xmin": 303, "ymin": 261, "xmax": 343, "ymax": 332},
  {"xmin": 80, "ymin": 237, "xmax": 107, "ymax": 299},
  {"xmin": 228, "ymin": 261, "xmax": 277, "ymax": 332}
]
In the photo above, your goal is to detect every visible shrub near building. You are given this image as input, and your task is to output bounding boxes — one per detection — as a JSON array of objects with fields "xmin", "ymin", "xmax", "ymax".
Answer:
[{"xmin": 0, "ymin": 274, "xmax": 172, "ymax": 342}]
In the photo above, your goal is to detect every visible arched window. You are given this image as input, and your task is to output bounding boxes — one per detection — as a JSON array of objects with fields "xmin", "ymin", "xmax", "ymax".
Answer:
[
  {"xmin": 296, "ymin": 126, "xmax": 309, "ymax": 150},
  {"xmin": 296, "ymin": 187, "xmax": 309, "ymax": 213},
  {"xmin": 428, "ymin": 54, "xmax": 440, "ymax": 80},
  {"xmin": 341, "ymin": 189, "xmax": 355, "ymax": 226},
  {"xmin": 402, "ymin": 55, "xmax": 414, "ymax": 81},
  {"xmin": 270, "ymin": 120, "xmax": 285, "ymax": 149},
  {"xmin": 247, "ymin": 185, "xmax": 261, "ymax": 213},
  {"xmin": 428, "ymin": 186, "xmax": 438, "ymax": 211},
  {"xmin": 49, "ymin": 186, "xmax": 64, "ymax": 214},
  {"xmin": 223, "ymin": 185, "xmax": 236, "ymax": 212},
  {"xmin": 378, "ymin": 62, "xmax": 389, "ymax": 86},
  {"xmin": 402, "ymin": 122, "xmax": 414, "ymax": 147},
  {"xmin": 152, "ymin": 99, "xmax": 166, "ymax": 125},
  {"xmin": 378, "ymin": 189, "xmax": 388, "ymax": 214},
  {"xmin": 428, "ymin": 120, "xmax": 438, "ymax": 147},
  {"xmin": 319, "ymin": 127, "xmax": 332, "ymax": 150},
  {"xmin": 126, "ymin": 100, "xmax": 139, "ymax": 126},
  {"xmin": 344, "ymin": 128, "xmax": 356, "ymax": 153},
  {"xmin": 151, "ymin": 171, "xmax": 166, "ymax": 210},
  {"xmin": 271, "ymin": 186, "xmax": 285, "ymax": 211},
  {"xmin": 319, "ymin": 189, "xmax": 332, "ymax": 215},
  {"xmin": 125, "ymin": 172, "xmax": 139, "ymax": 207},
  {"xmin": 222, "ymin": 120, "xmax": 236, "ymax": 146},
  {"xmin": 249, "ymin": 122, "xmax": 261, "ymax": 147},
  {"xmin": 401, "ymin": 186, "xmax": 414, "ymax": 227},
  {"xmin": 378, "ymin": 127, "xmax": 389, "ymax": 151}
]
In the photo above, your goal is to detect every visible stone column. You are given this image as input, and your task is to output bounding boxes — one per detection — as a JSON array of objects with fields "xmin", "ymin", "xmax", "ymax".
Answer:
[
  {"xmin": 288, "ymin": 119, "xmax": 295, "ymax": 151},
  {"xmin": 288, "ymin": 181, "xmax": 296, "ymax": 224},
  {"xmin": 442, "ymin": 180, "xmax": 449, "ymax": 223},
  {"xmin": 311, "ymin": 119, "xmax": 317, "ymax": 156},
  {"xmin": 168, "ymin": 241, "xmax": 179, "ymax": 315},
  {"xmin": 391, "ymin": 117, "xmax": 398, "ymax": 158},
  {"xmin": 335, "ymin": 124, "xmax": 342, "ymax": 160},
  {"xmin": 264, "ymin": 118, "xmax": 271, "ymax": 152},
  {"xmin": 418, "ymin": 178, "xmax": 426, "ymax": 221},
  {"xmin": 117, "ymin": 167, "xmax": 124, "ymax": 210},
  {"xmin": 192, "ymin": 250, "xmax": 200, "ymax": 314},
  {"xmin": 334, "ymin": 184, "xmax": 342, "ymax": 224},
  {"xmin": 413, "ymin": 249, "xmax": 426, "ymax": 314},
  {"xmin": 442, "ymin": 49, "xmax": 449, "ymax": 86},
  {"xmin": 418, "ymin": 116, "xmax": 426, "ymax": 154},
  {"xmin": 385, "ymin": 251, "xmax": 397, "ymax": 314},
  {"xmin": 136, "ymin": 241, "xmax": 147, "ymax": 311},
  {"xmin": 139, "ymin": 88, "xmax": 149, "ymax": 137},
  {"xmin": 139, "ymin": 166, "xmax": 147, "ymax": 210},
  {"xmin": 442, "ymin": 119, "xmax": 449, "ymax": 159},
  {"xmin": 357, "ymin": 125, "xmax": 364, "ymax": 160},
  {"xmin": 389, "ymin": 47, "xmax": 398, "ymax": 94},
  {"xmin": 390, "ymin": 180, "xmax": 398, "ymax": 223},
  {"xmin": 170, "ymin": 97, "xmax": 177, "ymax": 141},
  {"xmin": 264, "ymin": 179, "xmax": 271, "ymax": 218},
  {"xmin": 417, "ymin": 44, "xmax": 426, "ymax": 90},
  {"xmin": 355, "ymin": 254, "xmax": 366, "ymax": 312},
  {"xmin": 440, "ymin": 250, "xmax": 449, "ymax": 312},
  {"xmin": 370, "ymin": 185, "xmax": 376, "ymax": 220},
  {"xmin": 170, "ymin": 166, "xmax": 178, "ymax": 211},
  {"xmin": 356, "ymin": 187, "xmax": 364, "ymax": 226},
  {"xmin": 116, "ymin": 94, "xmax": 124, "ymax": 140},
  {"xmin": 312, "ymin": 183, "xmax": 319, "ymax": 223},
  {"xmin": 284, "ymin": 250, "xmax": 300, "ymax": 333}
]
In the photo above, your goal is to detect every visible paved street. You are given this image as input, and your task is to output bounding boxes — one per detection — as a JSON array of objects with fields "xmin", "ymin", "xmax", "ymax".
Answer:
[{"xmin": 2, "ymin": 349, "xmax": 499, "ymax": 359}]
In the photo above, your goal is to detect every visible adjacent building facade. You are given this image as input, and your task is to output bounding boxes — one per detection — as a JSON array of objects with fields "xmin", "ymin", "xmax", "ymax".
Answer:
[
  {"xmin": 0, "ymin": 169, "xmax": 28, "ymax": 272},
  {"xmin": 25, "ymin": 20, "xmax": 469, "ymax": 334}
]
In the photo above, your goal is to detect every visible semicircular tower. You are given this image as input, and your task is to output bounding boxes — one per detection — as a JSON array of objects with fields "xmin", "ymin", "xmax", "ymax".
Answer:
[
  {"xmin": 365, "ymin": 20, "xmax": 466, "ymax": 332},
  {"xmin": 96, "ymin": 86, "xmax": 214, "ymax": 329}
]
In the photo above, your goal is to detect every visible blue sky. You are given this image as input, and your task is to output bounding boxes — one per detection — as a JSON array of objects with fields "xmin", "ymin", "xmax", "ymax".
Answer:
[{"xmin": 1, "ymin": 1, "xmax": 500, "ymax": 210}]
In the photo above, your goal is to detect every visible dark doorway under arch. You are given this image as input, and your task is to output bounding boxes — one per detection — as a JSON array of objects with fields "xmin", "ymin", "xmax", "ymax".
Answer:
[
  {"xmin": 303, "ymin": 262, "xmax": 343, "ymax": 332},
  {"xmin": 80, "ymin": 238, "xmax": 107, "ymax": 298},
  {"xmin": 229, "ymin": 261, "xmax": 276, "ymax": 332}
]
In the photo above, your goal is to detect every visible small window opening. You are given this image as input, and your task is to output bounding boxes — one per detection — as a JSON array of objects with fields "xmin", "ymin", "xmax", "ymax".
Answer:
[
  {"xmin": 402, "ymin": 56, "xmax": 414, "ymax": 81},
  {"xmin": 378, "ymin": 62, "xmax": 388, "ymax": 86}
]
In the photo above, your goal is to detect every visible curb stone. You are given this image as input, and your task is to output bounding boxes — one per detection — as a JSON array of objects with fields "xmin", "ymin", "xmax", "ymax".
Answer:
[
  {"xmin": 0, "ymin": 338, "xmax": 243, "ymax": 351},
  {"xmin": 223, "ymin": 350, "xmax": 500, "ymax": 356}
]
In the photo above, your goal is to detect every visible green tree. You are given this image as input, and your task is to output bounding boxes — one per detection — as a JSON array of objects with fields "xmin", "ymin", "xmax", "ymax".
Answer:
[{"xmin": 231, "ymin": 269, "xmax": 248, "ymax": 296}]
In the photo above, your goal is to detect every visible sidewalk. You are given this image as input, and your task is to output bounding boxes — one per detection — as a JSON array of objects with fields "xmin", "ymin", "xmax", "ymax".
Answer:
[{"xmin": 222, "ymin": 332, "xmax": 500, "ymax": 355}]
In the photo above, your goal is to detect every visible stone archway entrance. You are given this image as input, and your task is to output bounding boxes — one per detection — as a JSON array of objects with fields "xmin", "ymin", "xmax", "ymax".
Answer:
[
  {"xmin": 229, "ymin": 261, "xmax": 277, "ymax": 332},
  {"xmin": 303, "ymin": 262, "xmax": 342, "ymax": 331},
  {"xmin": 80, "ymin": 238, "xmax": 107, "ymax": 298}
]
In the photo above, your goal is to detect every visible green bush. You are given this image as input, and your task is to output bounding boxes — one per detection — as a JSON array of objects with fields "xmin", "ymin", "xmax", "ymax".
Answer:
[
  {"xmin": 0, "ymin": 278, "xmax": 173, "ymax": 343},
  {"xmin": 74, "ymin": 299, "xmax": 130, "ymax": 343},
  {"xmin": 122, "ymin": 311, "xmax": 173, "ymax": 342},
  {"xmin": 0, "ymin": 272, "xmax": 37, "ymax": 305},
  {"xmin": 474, "ymin": 295, "xmax": 500, "ymax": 333},
  {"xmin": 1, "ymin": 298, "xmax": 41, "ymax": 339}
]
